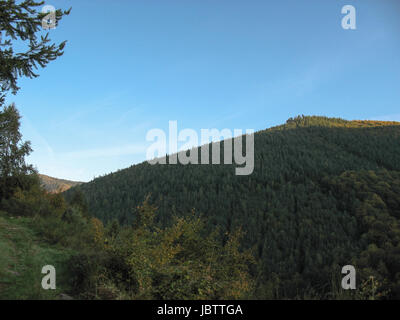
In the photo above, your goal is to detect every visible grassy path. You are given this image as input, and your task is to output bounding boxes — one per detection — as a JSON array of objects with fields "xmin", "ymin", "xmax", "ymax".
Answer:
[{"xmin": 0, "ymin": 212, "xmax": 74, "ymax": 299}]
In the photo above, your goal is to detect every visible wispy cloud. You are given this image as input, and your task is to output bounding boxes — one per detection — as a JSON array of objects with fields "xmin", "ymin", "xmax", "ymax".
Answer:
[
  {"xmin": 51, "ymin": 92, "xmax": 126, "ymax": 130},
  {"xmin": 22, "ymin": 116, "xmax": 55, "ymax": 161},
  {"xmin": 61, "ymin": 144, "xmax": 147, "ymax": 160}
]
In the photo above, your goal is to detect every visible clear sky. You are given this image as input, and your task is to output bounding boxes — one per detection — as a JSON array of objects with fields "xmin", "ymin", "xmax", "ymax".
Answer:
[{"xmin": 5, "ymin": 0, "xmax": 400, "ymax": 182}]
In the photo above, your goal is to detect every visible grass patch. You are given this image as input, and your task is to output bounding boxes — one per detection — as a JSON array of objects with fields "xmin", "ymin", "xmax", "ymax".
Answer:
[{"xmin": 0, "ymin": 211, "xmax": 75, "ymax": 299}]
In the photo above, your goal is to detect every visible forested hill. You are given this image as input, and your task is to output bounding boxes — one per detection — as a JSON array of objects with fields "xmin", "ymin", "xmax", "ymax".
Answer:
[
  {"xmin": 39, "ymin": 174, "xmax": 83, "ymax": 193},
  {"xmin": 66, "ymin": 116, "xmax": 400, "ymax": 298}
]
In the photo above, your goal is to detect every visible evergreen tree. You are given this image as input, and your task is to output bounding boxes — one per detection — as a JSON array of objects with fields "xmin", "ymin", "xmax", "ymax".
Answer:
[
  {"xmin": 0, "ymin": 0, "xmax": 70, "ymax": 97},
  {"xmin": 0, "ymin": 0, "xmax": 70, "ymax": 198},
  {"xmin": 0, "ymin": 103, "xmax": 35, "ymax": 200}
]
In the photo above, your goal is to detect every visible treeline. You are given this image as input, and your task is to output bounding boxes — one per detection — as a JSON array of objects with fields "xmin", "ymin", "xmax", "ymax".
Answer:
[
  {"xmin": 67, "ymin": 116, "xmax": 400, "ymax": 299},
  {"xmin": 0, "ymin": 105, "xmax": 253, "ymax": 300},
  {"xmin": 0, "ymin": 1, "xmax": 254, "ymax": 300},
  {"xmin": 0, "ymin": 158, "xmax": 254, "ymax": 299}
]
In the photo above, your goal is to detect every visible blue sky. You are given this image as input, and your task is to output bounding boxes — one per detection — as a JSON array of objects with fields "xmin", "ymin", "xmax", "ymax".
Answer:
[{"xmin": 5, "ymin": 0, "xmax": 400, "ymax": 181}]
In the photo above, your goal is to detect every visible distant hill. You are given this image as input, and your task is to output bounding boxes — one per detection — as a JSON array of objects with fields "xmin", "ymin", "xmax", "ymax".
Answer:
[
  {"xmin": 39, "ymin": 174, "xmax": 83, "ymax": 193},
  {"xmin": 66, "ymin": 116, "xmax": 400, "ymax": 298}
]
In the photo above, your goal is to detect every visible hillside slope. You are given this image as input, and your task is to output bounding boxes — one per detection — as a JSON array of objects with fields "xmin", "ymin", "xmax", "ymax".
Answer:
[
  {"xmin": 0, "ymin": 212, "xmax": 74, "ymax": 299},
  {"xmin": 66, "ymin": 116, "xmax": 400, "ymax": 298},
  {"xmin": 39, "ymin": 174, "xmax": 83, "ymax": 193}
]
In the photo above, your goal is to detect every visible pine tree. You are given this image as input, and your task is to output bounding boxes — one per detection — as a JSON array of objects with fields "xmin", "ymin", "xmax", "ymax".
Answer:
[
  {"xmin": 0, "ymin": 0, "xmax": 70, "ymax": 198},
  {"xmin": 0, "ymin": 0, "xmax": 71, "ymax": 97}
]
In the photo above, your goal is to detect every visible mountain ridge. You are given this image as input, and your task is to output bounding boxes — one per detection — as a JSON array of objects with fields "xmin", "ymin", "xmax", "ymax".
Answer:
[
  {"xmin": 65, "ymin": 115, "xmax": 400, "ymax": 298},
  {"xmin": 39, "ymin": 174, "xmax": 83, "ymax": 193}
]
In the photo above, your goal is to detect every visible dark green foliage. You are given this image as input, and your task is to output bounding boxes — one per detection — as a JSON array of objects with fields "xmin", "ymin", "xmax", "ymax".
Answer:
[
  {"xmin": 0, "ymin": 0, "xmax": 70, "ymax": 95},
  {"xmin": 68, "ymin": 189, "xmax": 89, "ymax": 217},
  {"xmin": 0, "ymin": 104, "xmax": 35, "ymax": 201},
  {"xmin": 1, "ymin": 0, "xmax": 69, "ymax": 198},
  {"xmin": 325, "ymin": 170, "xmax": 400, "ymax": 299},
  {"xmin": 67, "ymin": 116, "xmax": 400, "ymax": 299},
  {"xmin": 66, "ymin": 251, "xmax": 109, "ymax": 299},
  {"xmin": 65, "ymin": 200, "xmax": 255, "ymax": 300}
]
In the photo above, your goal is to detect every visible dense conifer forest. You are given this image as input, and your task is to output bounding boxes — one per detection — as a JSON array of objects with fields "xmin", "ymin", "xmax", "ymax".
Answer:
[
  {"xmin": 66, "ymin": 116, "xmax": 400, "ymax": 299},
  {"xmin": 2, "ymin": 0, "xmax": 400, "ymax": 301}
]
